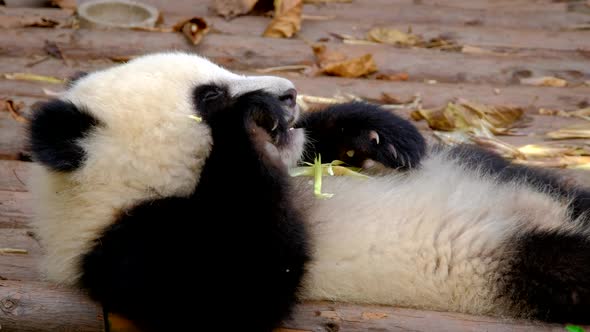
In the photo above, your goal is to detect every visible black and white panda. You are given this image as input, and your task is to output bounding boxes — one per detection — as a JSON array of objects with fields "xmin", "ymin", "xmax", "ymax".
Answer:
[{"xmin": 28, "ymin": 52, "xmax": 590, "ymax": 330}]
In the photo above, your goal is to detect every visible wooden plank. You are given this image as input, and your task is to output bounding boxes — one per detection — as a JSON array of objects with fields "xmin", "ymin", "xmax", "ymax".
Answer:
[
  {"xmin": 0, "ymin": 280, "xmax": 104, "ymax": 332},
  {"xmin": 1, "ymin": 29, "xmax": 589, "ymax": 85},
  {"xmin": 0, "ymin": 160, "xmax": 29, "ymax": 192},
  {"xmin": 1, "ymin": 56, "xmax": 590, "ymax": 104},
  {"xmin": 137, "ymin": 0, "xmax": 590, "ymax": 30},
  {"xmin": 0, "ymin": 7, "xmax": 74, "ymax": 29},
  {"xmin": 203, "ymin": 16, "xmax": 590, "ymax": 54},
  {"xmin": 0, "ymin": 110, "xmax": 28, "ymax": 161},
  {"xmin": 2, "ymin": 71, "xmax": 589, "ymax": 111},
  {"xmin": 5, "ymin": 7, "xmax": 588, "ymax": 54},
  {"xmin": 0, "ymin": 190, "xmax": 32, "ymax": 229},
  {"xmin": 1, "ymin": 279, "xmax": 586, "ymax": 332},
  {"xmin": 282, "ymin": 302, "xmax": 574, "ymax": 332},
  {"xmin": 0, "ymin": 228, "xmax": 41, "ymax": 281}
]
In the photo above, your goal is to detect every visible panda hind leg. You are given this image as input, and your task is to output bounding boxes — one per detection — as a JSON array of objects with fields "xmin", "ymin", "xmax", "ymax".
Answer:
[{"xmin": 503, "ymin": 229, "xmax": 590, "ymax": 324}]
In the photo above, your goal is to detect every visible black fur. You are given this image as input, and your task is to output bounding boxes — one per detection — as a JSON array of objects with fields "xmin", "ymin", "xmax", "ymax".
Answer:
[
  {"xmin": 503, "ymin": 230, "xmax": 590, "ymax": 324},
  {"xmin": 80, "ymin": 86, "xmax": 310, "ymax": 332},
  {"xmin": 296, "ymin": 102, "xmax": 426, "ymax": 170},
  {"xmin": 449, "ymin": 144, "xmax": 590, "ymax": 223},
  {"xmin": 29, "ymin": 99, "xmax": 99, "ymax": 172}
]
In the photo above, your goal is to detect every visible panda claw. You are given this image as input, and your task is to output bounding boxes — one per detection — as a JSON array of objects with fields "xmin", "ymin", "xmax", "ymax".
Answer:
[
  {"xmin": 370, "ymin": 130, "xmax": 380, "ymax": 145},
  {"xmin": 388, "ymin": 144, "xmax": 398, "ymax": 159}
]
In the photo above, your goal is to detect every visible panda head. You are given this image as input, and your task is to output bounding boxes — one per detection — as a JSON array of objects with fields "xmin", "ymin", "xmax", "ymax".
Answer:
[{"xmin": 28, "ymin": 52, "xmax": 305, "ymax": 283}]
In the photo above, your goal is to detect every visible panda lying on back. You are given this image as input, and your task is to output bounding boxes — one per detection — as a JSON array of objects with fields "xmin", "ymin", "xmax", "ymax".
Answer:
[{"xmin": 28, "ymin": 52, "xmax": 590, "ymax": 331}]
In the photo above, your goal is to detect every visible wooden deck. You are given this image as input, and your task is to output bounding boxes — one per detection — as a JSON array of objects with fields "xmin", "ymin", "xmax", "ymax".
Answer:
[{"xmin": 1, "ymin": 0, "xmax": 589, "ymax": 331}]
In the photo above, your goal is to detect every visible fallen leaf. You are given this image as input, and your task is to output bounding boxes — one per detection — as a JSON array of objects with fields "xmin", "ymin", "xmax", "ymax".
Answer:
[
  {"xmin": 321, "ymin": 54, "xmax": 377, "ymax": 78},
  {"xmin": 297, "ymin": 93, "xmax": 362, "ymax": 111},
  {"xmin": 312, "ymin": 44, "xmax": 347, "ymax": 67},
  {"xmin": 547, "ymin": 124, "xmax": 590, "ymax": 139},
  {"xmin": 375, "ymin": 72, "xmax": 409, "ymax": 81},
  {"xmin": 109, "ymin": 56, "xmax": 136, "ymax": 63},
  {"xmin": 538, "ymin": 107, "xmax": 590, "ymax": 121},
  {"xmin": 173, "ymin": 17, "xmax": 210, "ymax": 45},
  {"xmin": 51, "ymin": 0, "xmax": 77, "ymax": 10},
  {"xmin": 312, "ymin": 44, "xmax": 377, "ymax": 78},
  {"xmin": 263, "ymin": 0, "xmax": 303, "ymax": 38},
  {"xmin": 412, "ymin": 99, "xmax": 526, "ymax": 135},
  {"xmin": 2, "ymin": 72, "xmax": 64, "ymax": 84},
  {"xmin": 2, "ymin": 100, "xmax": 28, "ymax": 124},
  {"xmin": 380, "ymin": 93, "xmax": 413, "ymax": 105},
  {"xmin": 214, "ymin": 0, "xmax": 260, "ymax": 18},
  {"xmin": 361, "ymin": 312, "xmax": 388, "ymax": 320},
  {"xmin": 520, "ymin": 76, "xmax": 568, "ymax": 87},
  {"xmin": 518, "ymin": 144, "xmax": 590, "ymax": 158},
  {"xmin": 367, "ymin": 27, "xmax": 422, "ymax": 46}
]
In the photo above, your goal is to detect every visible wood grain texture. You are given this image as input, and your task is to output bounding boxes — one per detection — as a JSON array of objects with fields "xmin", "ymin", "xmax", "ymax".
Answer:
[
  {"xmin": 0, "ymin": 280, "xmax": 103, "ymax": 332},
  {"xmin": 1, "ymin": 29, "xmax": 589, "ymax": 85},
  {"xmin": 1, "ymin": 280, "xmax": 587, "ymax": 332}
]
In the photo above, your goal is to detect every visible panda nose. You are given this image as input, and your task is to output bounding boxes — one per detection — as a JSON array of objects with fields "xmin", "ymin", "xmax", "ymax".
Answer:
[{"xmin": 279, "ymin": 88, "xmax": 297, "ymax": 108}]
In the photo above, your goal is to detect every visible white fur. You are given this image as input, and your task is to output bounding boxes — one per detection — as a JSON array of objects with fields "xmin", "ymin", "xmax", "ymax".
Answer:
[
  {"xmin": 30, "ymin": 52, "xmax": 296, "ymax": 284},
  {"xmin": 295, "ymin": 148, "xmax": 575, "ymax": 317}
]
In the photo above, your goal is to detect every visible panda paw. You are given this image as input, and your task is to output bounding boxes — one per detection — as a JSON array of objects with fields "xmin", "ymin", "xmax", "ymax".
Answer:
[{"xmin": 296, "ymin": 102, "xmax": 426, "ymax": 170}]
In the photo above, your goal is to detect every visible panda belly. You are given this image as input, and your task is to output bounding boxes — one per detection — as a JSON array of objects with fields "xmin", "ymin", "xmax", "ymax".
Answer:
[{"xmin": 296, "ymin": 151, "xmax": 573, "ymax": 318}]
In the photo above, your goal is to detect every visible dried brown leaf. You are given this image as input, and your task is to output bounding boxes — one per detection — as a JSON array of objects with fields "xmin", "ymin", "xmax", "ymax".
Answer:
[
  {"xmin": 312, "ymin": 44, "xmax": 347, "ymax": 67},
  {"xmin": 547, "ymin": 124, "xmax": 590, "ymax": 139},
  {"xmin": 367, "ymin": 27, "xmax": 422, "ymax": 46},
  {"xmin": 380, "ymin": 93, "xmax": 411, "ymax": 105},
  {"xmin": 51, "ymin": 0, "xmax": 77, "ymax": 10},
  {"xmin": 173, "ymin": 17, "xmax": 210, "ymax": 45},
  {"xmin": 361, "ymin": 312, "xmax": 388, "ymax": 320},
  {"xmin": 412, "ymin": 99, "xmax": 526, "ymax": 135},
  {"xmin": 263, "ymin": 0, "xmax": 303, "ymax": 38},
  {"xmin": 109, "ymin": 56, "xmax": 136, "ymax": 63},
  {"xmin": 520, "ymin": 76, "xmax": 568, "ymax": 87},
  {"xmin": 539, "ymin": 107, "xmax": 590, "ymax": 121},
  {"xmin": 2, "ymin": 100, "xmax": 28, "ymax": 124},
  {"xmin": 375, "ymin": 72, "xmax": 409, "ymax": 81},
  {"xmin": 312, "ymin": 44, "xmax": 377, "ymax": 78},
  {"xmin": 321, "ymin": 54, "xmax": 377, "ymax": 78},
  {"xmin": 214, "ymin": 0, "xmax": 260, "ymax": 18}
]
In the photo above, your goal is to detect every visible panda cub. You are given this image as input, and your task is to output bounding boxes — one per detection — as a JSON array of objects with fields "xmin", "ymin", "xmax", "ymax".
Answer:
[{"xmin": 28, "ymin": 52, "xmax": 590, "ymax": 331}]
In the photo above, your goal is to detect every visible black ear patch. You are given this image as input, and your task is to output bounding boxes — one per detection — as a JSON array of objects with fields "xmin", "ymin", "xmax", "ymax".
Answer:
[{"xmin": 29, "ymin": 100, "xmax": 99, "ymax": 172}]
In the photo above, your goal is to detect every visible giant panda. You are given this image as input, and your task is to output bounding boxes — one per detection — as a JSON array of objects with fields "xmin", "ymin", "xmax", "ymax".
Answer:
[{"xmin": 28, "ymin": 52, "xmax": 590, "ymax": 330}]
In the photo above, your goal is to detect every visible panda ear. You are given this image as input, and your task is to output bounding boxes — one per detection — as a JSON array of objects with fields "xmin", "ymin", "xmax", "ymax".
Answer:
[{"xmin": 28, "ymin": 100, "xmax": 99, "ymax": 172}]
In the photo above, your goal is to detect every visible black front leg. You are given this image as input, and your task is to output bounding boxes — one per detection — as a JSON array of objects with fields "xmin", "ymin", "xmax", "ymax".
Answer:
[{"xmin": 296, "ymin": 102, "xmax": 426, "ymax": 170}]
